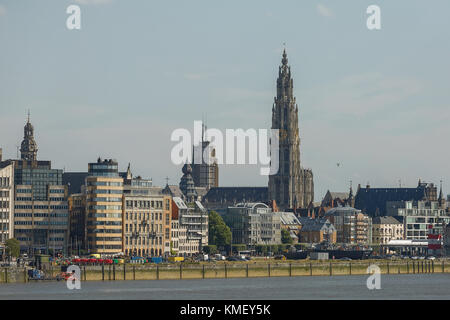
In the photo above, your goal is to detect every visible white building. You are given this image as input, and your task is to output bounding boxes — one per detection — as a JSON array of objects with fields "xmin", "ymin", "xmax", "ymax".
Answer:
[
  {"xmin": 225, "ymin": 203, "xmax": 282, "ymax": 246},
  {"xmin": 387, "ymin": 200, "xmax": 450, "ymax": 240},
  {"xmin": 171, "ymin": 197, "xmax": 208, "ymax": 257},
  {"xmin": 0, "ymin": 157, "xmax": 14, "ymax": 252}
]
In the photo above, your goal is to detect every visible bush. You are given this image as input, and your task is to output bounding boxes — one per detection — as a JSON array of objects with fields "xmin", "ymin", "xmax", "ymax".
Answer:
[
  {"xmin": 232, "ymin": 244, "xmax": 246, "ymax": 253},
  {"xmin": 203, "ymin": 245, "xmax": 217, "ymax": 255}
]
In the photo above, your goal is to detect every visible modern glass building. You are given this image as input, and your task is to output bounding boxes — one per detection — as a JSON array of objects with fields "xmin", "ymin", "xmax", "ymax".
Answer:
[{"xmin": 0, "ymin": 118, "xmax": 69, "ymax": 255}]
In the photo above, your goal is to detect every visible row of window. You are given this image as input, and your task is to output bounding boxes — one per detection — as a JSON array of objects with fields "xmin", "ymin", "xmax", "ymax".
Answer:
[
  {"xmin": 125, "ymin": 236, "xmax": 163, "ymax": 246},
  {"xmin": 88, "ymin": 197, "xmax": 123, "ymax": 202},
  {"xmin": 125, "ymin": 211, "xmax": 167, "ymax": 222},
  {"xmin": 125, "ymin": 223, "xmax": 163, "ymax": 233},
  {"xmin": 0, "ymin": 178, "xmax": 10, "ymax": 187},
  {"xmin": 0, "ymin": 191, "xmax": 10, "ymax": 197},
  {"xmin": 15, "ymin": 205, "xmax": 68, "ymax": 210},
  {"xmin": 14, "ymin": 221, "xmax": 68, "ymax": 225},
  {"xmin": 92, "ymin": 189, "xmax": 123, "ymax": 194},
  {"xmin": 88, "ymin": 213, "xmax": 121, "ymax": 218},
  {"xmin": 88, "ymin": 205, "xmax": 122, "ymax": 210},
  {"xmin": 15, "ymin": 229, "xmax": 66, "ymax": 233},
  {"xmin": 87, "ymin": 228, "xmax": 122, "ymax": 234},
  {"xmin": 87, "ymin": 181, "xmax": 122, "ymax": 187}
]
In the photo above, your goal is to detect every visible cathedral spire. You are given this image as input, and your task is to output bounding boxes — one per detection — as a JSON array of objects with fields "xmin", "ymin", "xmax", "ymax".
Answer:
[
  {"xmin": 282, "ymin": 48, "xmax": 288, "ymax": 66},
  {"xmin": 269, "ymin": 49, "xmax": 313, "ymax": 210},
  {"xmin": 438, "ymin": 180, "xmax": 445, "ymax": 208}
]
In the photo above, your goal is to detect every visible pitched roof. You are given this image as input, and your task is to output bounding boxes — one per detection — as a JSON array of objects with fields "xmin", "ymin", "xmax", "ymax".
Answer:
[
  {"xmin": 372, "ymin": 216, "xmax": 402, "ymax": 225},
  {"xmin": 300, "ymin": 218, "xmax": 335, "ymax": 232},
  {"xmin": 203, "ymin": 187, "xmax": 268, "ymax": 204},
  {"xmin": 276, "ymin": 212, "xmax": 301, "ymax": 225},
  {"xmin": 355, "ymin": 186, "xmax": 428, "ymax": 217},
  {"xmin": 163, "ymin": 185, "xmax": 183, "ymax": 198}
]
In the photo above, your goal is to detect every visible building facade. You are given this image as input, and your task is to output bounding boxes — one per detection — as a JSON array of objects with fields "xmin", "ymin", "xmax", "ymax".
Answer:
[
  {"xmin": 224, "ymin": 203, "xmax": 281, "ymax": 246},
  {"xmin": 372, "ymin": 216, "xmax": 404, "ymax": 246},
  {"xmin": 268, "ymin": 49, "xmax": 314, "ymax": 210},
  {"xmin": 298, "ymin": 217, "xmax": 337, "ymax": 244},
  {"xmin": 85, "ymin": 158, "xmax": 124, "ymax": 255},
  {"xmin": 324, "ymin": 207, "xmax": 372, "ymax": 245},
  {"xmin": 68, "ymin": 193, "xmax": 86, "ymax": 255},
  {"xmin": 0, "ymin": 159, "xmax": 14, "ymax": 250},
  {"xmin": 1, "ymin": 119, "xmax": 69, "ymax": 255},
  {"xmin": 386, "ymin": 200, "xmax": 450, "ymax": 240},
  {"xmin": 172, "ymin": 197, "xmax": 208, "ymax": 257},
  {"xmin": 123, "ymin": 176, "xmax": 172, "ymax": 257}
]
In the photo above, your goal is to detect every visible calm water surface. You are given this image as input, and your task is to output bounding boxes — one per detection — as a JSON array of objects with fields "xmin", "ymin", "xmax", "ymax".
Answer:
[{"xmin": 0, "ymin": 274, "xmax": 449, "ymax": 300}]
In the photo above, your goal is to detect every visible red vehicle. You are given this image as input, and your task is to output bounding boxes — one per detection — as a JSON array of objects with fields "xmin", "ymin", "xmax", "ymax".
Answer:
[
  {"xmin": 104, "ymin": 259, "xmax": 113, "ymax": 264},
  {"xmin": 88, "ymin": 259, "xmax": 97, "ymax": 264},
  {"xmin": 72, "ymin": 258, "xmax": 80, "ymax": 263},
  {"xmin": 97, "ymin": 259, "xmax": 104, "ymax": 264}
]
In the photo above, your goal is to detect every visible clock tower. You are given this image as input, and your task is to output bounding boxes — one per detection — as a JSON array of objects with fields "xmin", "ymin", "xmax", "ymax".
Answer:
[{"xmin": 20, "ymin": 112, "xmax": 38, "ymax": 161}]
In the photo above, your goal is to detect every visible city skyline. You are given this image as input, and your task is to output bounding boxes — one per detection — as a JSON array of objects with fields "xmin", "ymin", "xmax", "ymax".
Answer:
[{"xmin": 1, "ymin": 1, "xmax": 449, "ymax": 200}]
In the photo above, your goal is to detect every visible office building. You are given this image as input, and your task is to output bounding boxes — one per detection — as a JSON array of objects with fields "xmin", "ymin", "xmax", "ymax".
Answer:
[
  {"xmin": 123, "ymin": 171, "xmax": 172, "ymax": 257},
  {"xmin": 85, "ymin": 158, "xmax": 123, "ymax": 255}
]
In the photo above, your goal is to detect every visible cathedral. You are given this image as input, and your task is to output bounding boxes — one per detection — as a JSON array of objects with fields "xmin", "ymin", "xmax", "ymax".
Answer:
[{"xmin": 268, "ymin": 49, "xmax": 314, "ymax": 210}]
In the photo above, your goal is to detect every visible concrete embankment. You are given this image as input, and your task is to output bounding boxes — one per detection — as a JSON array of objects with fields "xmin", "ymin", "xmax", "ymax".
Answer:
[{"xmin": 1, "ymin": 259, "xmax": 449, "ymax": 283}]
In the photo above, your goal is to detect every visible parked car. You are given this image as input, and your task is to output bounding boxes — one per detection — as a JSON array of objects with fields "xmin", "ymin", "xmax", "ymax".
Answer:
[
  {"xmin": 338, "ymin": 257, "xmax": 352, "ymax": 261},
  {"xmin": 226, "ymin": 256, "xmax": 239, "ymax": 262},
  {"xmin": 426, "ymin": 256, "xmax": 436, "ymax": 260}
]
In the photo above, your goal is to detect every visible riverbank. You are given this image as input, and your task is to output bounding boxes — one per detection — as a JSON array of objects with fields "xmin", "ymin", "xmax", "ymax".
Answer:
[{"xmin": 1, "ymin": 259, "xmax": 449, "ymax": 283}]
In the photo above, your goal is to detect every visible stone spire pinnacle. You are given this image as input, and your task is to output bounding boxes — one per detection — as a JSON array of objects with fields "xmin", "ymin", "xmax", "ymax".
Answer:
[{"xmin": 282, "ymin": 48, "xmax": 288, "ymax": 66}]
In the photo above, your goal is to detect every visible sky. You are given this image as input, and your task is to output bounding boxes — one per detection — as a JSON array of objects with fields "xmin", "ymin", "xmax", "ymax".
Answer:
[{"xmin": 0, "ymin": 0, "xmax": 449, "ymax": 201}]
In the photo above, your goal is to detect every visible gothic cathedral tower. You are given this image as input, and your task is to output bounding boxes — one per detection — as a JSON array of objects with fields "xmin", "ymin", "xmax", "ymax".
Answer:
[{"xmin": 268, "ymin": 49, "xmax": 314, "ymax": 210}]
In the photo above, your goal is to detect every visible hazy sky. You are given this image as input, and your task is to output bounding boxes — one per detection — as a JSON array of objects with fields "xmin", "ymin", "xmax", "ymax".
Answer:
[{"xmin": 0, "ymin": 0, "xmax": 449, "ymax": 201}]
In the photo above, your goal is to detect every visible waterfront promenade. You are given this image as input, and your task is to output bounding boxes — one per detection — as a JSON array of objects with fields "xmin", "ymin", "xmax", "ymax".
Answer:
[{"xmin": 1, "ymin": 259, "xmax": 449, "ymax": 283}]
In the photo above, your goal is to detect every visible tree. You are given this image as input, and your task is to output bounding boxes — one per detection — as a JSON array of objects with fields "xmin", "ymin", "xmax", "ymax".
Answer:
[
  {"xmin": 5, "ymin": 238, "xmax": 20, "ymax": 259},
  {"xmin": 281, "ymin": 229, "xmax": 293, "ymax": 245},
  {"xmin": 203, "ymin": 245, "xmax": 217, "ymax": 255},
  {"xmin": 208, "ymin": 211, "xmax": 232, "ymax": 247}
]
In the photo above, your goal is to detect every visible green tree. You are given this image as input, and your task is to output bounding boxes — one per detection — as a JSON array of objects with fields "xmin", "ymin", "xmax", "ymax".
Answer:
[
  {"xmin": 208, "ymin": 211, "xmax": 232, "ymax": 247},
  {"xmin": 203, "ymin": 245, "xmax": 217, "ymax": 255},
  {"xmin": 5, "ymin": 238, "xmax": 20, "ymax": 258},
  {"xmin": 281, "ymin": 229, "xmax": 293, "ymax": 245}
]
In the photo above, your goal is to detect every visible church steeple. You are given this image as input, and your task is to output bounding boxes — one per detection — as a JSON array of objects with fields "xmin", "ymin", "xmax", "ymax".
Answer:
[
  {"xmin": 20, "ymin": 112, "xmax": 38, "ymax": 161},
  {"xmin": 438, "ymin": 180, "xmax": 445, "ymax": 208},
  {"xmin": 269, "ymin": 48, "xmax": 313, "ymax": 210}
]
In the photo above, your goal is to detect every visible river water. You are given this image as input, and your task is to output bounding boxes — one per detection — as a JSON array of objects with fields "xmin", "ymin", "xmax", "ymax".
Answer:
[{"xmin": 0, "ymin": 274, "xmax": 449, "ymax": 300}]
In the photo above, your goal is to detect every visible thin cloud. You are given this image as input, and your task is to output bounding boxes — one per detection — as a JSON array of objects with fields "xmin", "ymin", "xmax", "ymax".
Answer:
[
  {"xmin": 74, "ymin": 0, "xmax": 113, "ymax": 5},
  {"xmin": 317, "ymin": 4, "xmax": 333, "ymax": 17},
  {"xmin": 183, "ymin": 73, "xmax": 211, "ymax": 81},
  {"xmin": 0, "ymin": 5, "xmax": 6, "ymax": 16}
]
